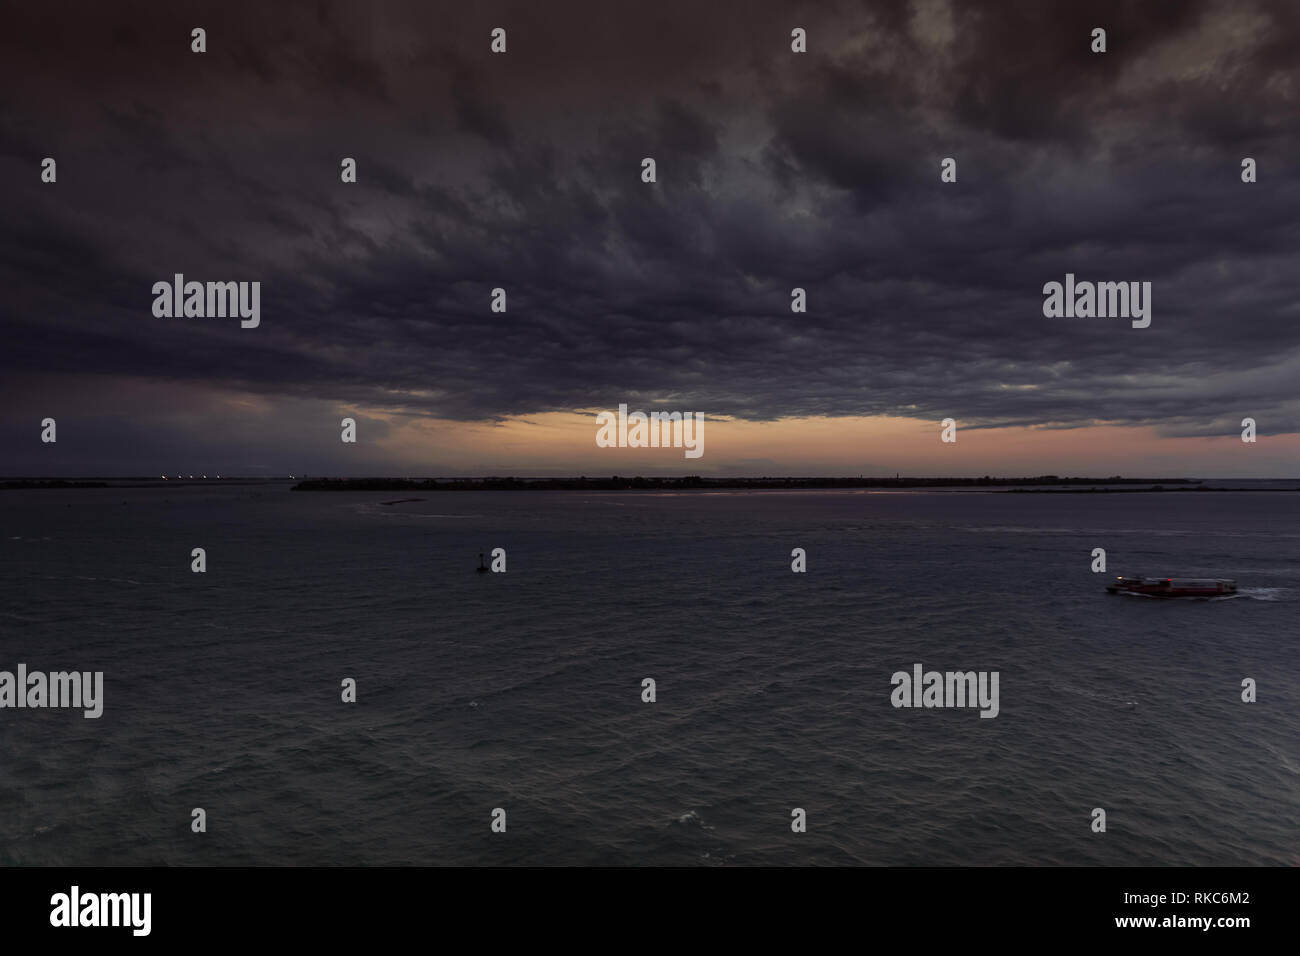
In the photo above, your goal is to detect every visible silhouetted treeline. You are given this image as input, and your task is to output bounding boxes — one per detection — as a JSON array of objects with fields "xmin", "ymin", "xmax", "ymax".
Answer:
[
  {"xmin": 1002, "ymin": 485, "xmax": 1299, "ymax": 493},
  {"xmin": 291, "ymin": 475, "xmax": 1203, "ymax": 492},
  {"xmin": 0, "ymin": 480, "xmax": 110, "ymax": 489}
]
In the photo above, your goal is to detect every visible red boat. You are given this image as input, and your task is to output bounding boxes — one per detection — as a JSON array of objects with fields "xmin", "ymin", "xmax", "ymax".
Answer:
[{"xmin": 1106, "ymin": 575, "xmax": 1237, "ymax": 597}]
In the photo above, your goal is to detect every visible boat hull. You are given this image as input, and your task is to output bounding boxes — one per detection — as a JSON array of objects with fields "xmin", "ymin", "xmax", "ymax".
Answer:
[{"xmin": 1106, "ymin": 576, "xmax": 1236, "ymax": 598}]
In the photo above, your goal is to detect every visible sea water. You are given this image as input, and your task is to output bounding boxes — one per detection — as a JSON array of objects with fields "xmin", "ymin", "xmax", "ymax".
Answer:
[{"xmin": 1, "ymin": 484, "xmax": 1295, "ymax": 865}]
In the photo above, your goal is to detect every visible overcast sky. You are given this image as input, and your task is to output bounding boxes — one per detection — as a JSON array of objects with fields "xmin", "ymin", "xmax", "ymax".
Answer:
[{"xmin": 2, "ymin": 0, "xmax": 1297, "ymax": 476}]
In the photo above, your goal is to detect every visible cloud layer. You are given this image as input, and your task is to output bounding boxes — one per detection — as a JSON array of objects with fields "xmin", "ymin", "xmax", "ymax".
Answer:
[{"xmin": 1, "ymin": 0, "xmax": 1297, "ymax": 472}]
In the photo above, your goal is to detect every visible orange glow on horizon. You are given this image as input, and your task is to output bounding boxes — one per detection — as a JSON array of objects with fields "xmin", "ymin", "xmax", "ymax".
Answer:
[{"xmin": 353, "ymin": 409, "xmax": 1300, "ymax": 477}]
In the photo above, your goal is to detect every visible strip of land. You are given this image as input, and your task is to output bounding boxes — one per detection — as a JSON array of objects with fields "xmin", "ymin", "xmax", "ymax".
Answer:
[
  {"xmin": 289, "ymin": 476, "xmax": 1217, "ymax": 492},
  {"xmin": 3, "ymin": 477, "xmax": 1295, "ymax": 492}
]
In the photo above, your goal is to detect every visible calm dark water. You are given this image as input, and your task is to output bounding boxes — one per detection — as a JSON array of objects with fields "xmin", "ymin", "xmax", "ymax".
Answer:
[{"xmin": 1, "ymin": 485, "xmax": 1296, "ymax": 865}]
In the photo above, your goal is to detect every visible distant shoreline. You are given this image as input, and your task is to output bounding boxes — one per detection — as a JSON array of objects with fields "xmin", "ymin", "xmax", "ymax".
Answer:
[
  {"xmin": 295, "ymin": 476, "xmax": 1201, "ymax": 492},
  {"xmin": 289, "ymin": 476, "xmax": 1300, "ymax": 493},
  {"xmin": 997, "ymin": 486, "xmax": 1300, "ymax": 493},
  {"xmin": 3, "ymin": 476, "xmax": 1297, "ymax": 493}
]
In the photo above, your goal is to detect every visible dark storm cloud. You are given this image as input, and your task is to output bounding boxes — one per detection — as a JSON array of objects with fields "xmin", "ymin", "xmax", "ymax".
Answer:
[
  {"xmin": 1, "ymin": 0, "xmax": 1298, "ymax": 472},
  {"xmin": 450, "ymin": 65, "xmax": 514, "ymax": 148}
]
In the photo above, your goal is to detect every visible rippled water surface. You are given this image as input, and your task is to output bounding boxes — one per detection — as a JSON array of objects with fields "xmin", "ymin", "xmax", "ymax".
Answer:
[{"xmin": 2, "ymin": 485, "xmax": 1296, "ymax": 865}]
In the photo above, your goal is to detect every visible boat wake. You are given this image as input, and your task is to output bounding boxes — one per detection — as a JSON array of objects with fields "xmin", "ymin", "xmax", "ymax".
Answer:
[
  {"xmin": 1227, "ymin": 587, "xmax": 1286, "ymax": 601},
  {"xmin": 1111, "ymin": 588, "xmax": 1280, "ymax": 602}
]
